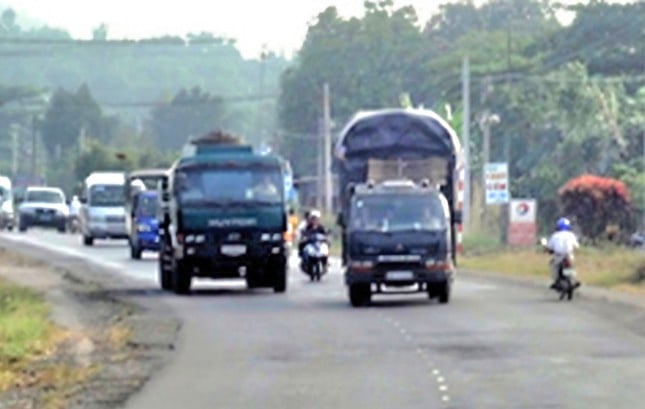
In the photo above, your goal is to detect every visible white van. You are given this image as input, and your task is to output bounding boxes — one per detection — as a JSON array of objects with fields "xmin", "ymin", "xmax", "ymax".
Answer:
[
  {"xmin": 0, "ymin": 175, "xmax": 14, "ymax": 231},
  {"xmin": 80, "ymin": 172, "xmax": 127, "ymax": 246}
]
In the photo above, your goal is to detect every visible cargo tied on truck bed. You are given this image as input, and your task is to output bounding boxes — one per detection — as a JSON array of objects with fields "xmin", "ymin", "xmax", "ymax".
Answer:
[{"xmin": 334, "ymin": 108, "xmax": 462, "ymax": 307}]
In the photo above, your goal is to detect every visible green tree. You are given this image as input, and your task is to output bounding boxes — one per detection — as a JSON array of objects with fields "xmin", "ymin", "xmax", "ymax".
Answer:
[
  {"xmin": 279, "ymin": 1, "xmax": 425, "ymax": 175},
  {"xmin": 538, "ymin": 1, "xmax": 645, "ymax": 76},
  {"xmin": 74, "ymin": 139, "xmax": 133, "ymax": 180},
  {"xmin": 148, "ymin": 87, "xmax": 230, "ymax": 152},
  {"xmin": 40, "ymin": 84, "xmax": 117, "ymax": 157},
  {"xmin": 92, "ymin": 23, "xmax": 108, "ymax": 41}
]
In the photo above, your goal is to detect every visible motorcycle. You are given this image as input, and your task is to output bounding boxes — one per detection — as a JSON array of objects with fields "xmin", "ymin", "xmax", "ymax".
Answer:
[
  {"xmin": 67, "ymin": 215, "xmax": 80, "ymax": 234},
  {"xmin": 300, "ymin": 233, "xmax": 329, "ymax": 281},
  {"xmin": 540, "ymin": 237, "xmax": 579, "ymax": 301}
]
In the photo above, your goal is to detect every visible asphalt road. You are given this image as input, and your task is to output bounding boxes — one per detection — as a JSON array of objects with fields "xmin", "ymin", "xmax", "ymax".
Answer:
[{"xmin": 2, "ymin": 229, "xmax": 644, "ymax": 409}]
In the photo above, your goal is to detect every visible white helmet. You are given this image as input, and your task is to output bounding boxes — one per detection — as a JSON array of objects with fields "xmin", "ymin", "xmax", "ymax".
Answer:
[
  {"xmin": 130, "ymin": 178, "xmax": 146, "ymax": 194},
  {"xmin": 309, "ymin": 209, "xmax": 321, "ymax": 219}
]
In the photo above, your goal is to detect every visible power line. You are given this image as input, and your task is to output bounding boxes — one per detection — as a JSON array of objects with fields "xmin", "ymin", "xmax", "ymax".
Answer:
[
  {"xmin": 541, "ymin": 18, "xmax": 644, "ymax": 72},
  {"xmin": 99, "ymin": 93, "xmax": 279, "ymax": 107},
  {"xmin": 0, "ymin": 37, "xmax": 230, "ymax": 46}
]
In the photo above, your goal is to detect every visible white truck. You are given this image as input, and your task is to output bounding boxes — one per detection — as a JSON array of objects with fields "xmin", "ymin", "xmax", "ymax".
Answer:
[
  {"xmin": 79, "ymin": 172, "xmax": 128, "ymax": 246},
  {"xmin": 0, "ymin": 175, "xmax": 14, "ymax": 231}
]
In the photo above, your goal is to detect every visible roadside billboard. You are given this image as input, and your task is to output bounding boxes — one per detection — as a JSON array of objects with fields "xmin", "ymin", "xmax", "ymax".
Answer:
[
  {"xmin": 508, "ymin": 199, "xmax": 537, "ymax": 246},
  {"xmin": 484, "ymin": 162, "xmax": 509, "ymax": 205}
]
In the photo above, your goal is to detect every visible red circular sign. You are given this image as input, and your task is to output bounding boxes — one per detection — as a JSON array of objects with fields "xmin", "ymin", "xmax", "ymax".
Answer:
[{"xmin": 516, "ymin": 202, "xmax": 530, "ymax": 215}]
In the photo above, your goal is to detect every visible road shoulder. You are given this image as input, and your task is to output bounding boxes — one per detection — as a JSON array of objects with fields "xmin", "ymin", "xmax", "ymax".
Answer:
[
  {"xmin": 459, "ymin": 268, "xmax": 645, "ymax": 310},
  {"xmin": 0, "ymin": 240, "xmax": 180, "ymax": 409}
]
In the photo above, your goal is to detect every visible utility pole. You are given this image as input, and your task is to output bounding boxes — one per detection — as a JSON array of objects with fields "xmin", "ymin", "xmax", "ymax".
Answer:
[
  {"xmin": 31, "ymin": 115, "xmax": 38, "ymax": 183},
  {"xmin": 256, "ymin": 45, "xmax": 267, "ymax": 145},
  {"xmin": 322, "ymin": 83, "xmax": 333, "ymax": 214},
  {"xmin": 10, "ymin": 123, "xmax": 19, "ymax": 177},
  {"xmin": 478, "ymin": 111, "xmax": 500, "ymax": 226},
  {"xmin": 316, "ymin": 118, "xmax": 324, "ymax": 210},
  {"xmin": 461, "ymin": 56, "xmax": 471, "ymax": 230}
]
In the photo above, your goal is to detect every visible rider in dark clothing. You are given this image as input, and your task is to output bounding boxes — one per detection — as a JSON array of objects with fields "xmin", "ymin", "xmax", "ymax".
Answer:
[{"xmin": 298, "ymin": 210, "xmax": 327, "ymax": 259}]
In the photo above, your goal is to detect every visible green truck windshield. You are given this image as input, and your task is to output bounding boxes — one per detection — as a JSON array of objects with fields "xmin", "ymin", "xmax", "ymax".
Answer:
[
  {"xmin": 351, "ymin": 193, "xmax": 446, "ymax": 232},
  {"xmin": 176, "ymin": 167, "xmax": 283, "ymax": 206}
]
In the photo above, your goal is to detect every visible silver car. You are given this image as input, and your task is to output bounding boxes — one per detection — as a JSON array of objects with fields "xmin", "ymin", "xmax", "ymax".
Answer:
[{"xmin": 18, "ymin": 187, "xmax": 69, "ymax": 233}]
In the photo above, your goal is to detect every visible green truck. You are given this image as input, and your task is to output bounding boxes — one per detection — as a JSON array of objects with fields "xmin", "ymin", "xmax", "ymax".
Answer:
[{"xmin": 158, "ymin": 135, "xmax": 289, "ymax": 295}]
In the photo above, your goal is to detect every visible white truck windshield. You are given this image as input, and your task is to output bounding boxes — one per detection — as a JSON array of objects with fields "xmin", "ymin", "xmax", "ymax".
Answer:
[{"xmin": 89, "ymin": 185, "xmax": 125, "ymax": 207}]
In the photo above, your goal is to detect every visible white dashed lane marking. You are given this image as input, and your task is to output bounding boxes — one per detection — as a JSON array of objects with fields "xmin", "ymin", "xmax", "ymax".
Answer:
[{"xmin": 379, "ymin": 313, "xmax": 454, "ymax": 406}]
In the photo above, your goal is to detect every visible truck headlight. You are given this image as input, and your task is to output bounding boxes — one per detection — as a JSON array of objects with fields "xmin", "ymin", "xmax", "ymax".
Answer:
[
  {"xmin": 185, "ymin": 234, "xmax": 205, "ymax": 244},
  {"xmin": 350, "ymin": 260, "xmax": 374, "ymax": 271},
  {"xmin": 271, "ymin": 233, "xmax": 282, "ymax": 241},
  {"xmin": 425, "ymin": 259, "xmax": 450, "ymax": 271},
  {"xmin": 260, "ymin": 233, "xmax": 271, "ymax": 242}
]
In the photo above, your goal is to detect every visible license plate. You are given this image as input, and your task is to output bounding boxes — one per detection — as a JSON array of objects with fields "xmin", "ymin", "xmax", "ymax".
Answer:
[
  {"xmin": 386, "ymin": 271, "xmax": 414, "ymax": 281},
  {"xmin": 562, "ymin": 268, "xmax": 576, "ymax": 278},
  {"xmin": 221, "ymin": 244, "xmax": 246, "ymax": 257},
  {"xmin": 39, "ymin": 215, "xmax": 52, "ymax": 221}
]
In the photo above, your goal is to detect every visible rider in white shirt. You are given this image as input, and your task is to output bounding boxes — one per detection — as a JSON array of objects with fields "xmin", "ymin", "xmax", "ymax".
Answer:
[
  {"xmin": 69, "ymin": 195, "xmax": 81, "ymax": 217},
  {"xmin": 547, "ymin": 217, "xmax": 579, "ymax": 288}
]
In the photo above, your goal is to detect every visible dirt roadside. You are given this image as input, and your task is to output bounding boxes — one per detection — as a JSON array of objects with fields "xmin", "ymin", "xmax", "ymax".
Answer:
[{"xmin": 0, "ymin": 243, "xmax": 180, "ymax": 409}]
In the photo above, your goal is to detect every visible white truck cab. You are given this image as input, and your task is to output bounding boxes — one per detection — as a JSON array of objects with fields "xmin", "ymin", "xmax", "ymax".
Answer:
[
  {"xmin": 80, "ymin": 172, "xmax": 127, "ymax": 246},
  {"xmin": 0, "ymin": 175, "xmax": 15, "ymax": 231}
]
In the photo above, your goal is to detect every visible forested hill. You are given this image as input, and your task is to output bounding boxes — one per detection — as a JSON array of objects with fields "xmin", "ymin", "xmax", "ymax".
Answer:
[
  {"xmin": 0, "ymin": 7, "xmax": 289, "ymax": 136},
  {"xmin": 277, "ymin": 0, "xmax": 644, "ymax": 227}
]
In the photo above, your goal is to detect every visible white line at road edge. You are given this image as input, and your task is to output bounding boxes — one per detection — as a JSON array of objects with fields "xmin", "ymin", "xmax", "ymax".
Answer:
[{"xmin": 0, "ymin": 233, "xmax": 151, "ymax": 283}]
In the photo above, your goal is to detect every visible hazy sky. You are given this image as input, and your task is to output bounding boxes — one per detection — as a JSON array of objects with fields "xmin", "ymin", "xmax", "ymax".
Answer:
[
  {"xmin": 2, "ymin": 1, "xmax": 634, "ymax": 58},
  {"xmin": 3, "ymin": 0, "xmax": 446, "ymax": 58}
]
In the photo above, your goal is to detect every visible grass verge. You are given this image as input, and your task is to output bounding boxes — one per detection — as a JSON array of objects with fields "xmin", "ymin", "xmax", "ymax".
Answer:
[
  {"xmin": 0, "ymin": 257, "xmax": 105, "ymax": 409},
  {"xmin": 0, "ymin": 277, "xmax": 60, "ymax": 391},
  {"xmin": 460, "ymin": 246, "xmax": 645, "ymax": 293}
]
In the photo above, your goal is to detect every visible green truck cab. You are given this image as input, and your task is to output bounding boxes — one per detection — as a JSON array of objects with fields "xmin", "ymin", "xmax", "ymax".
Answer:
[{"xmin": 158, "ymin": 137, "xmax": 288, "ymax": 295}]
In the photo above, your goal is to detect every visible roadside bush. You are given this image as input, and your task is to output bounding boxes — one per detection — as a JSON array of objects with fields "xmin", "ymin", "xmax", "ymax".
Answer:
[{"xmin": 559, "ymin": 174, "xmax": 632, "ymax": 242}]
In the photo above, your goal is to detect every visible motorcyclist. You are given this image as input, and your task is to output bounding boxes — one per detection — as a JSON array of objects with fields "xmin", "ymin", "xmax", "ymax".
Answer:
[
  {"xmin": 547, "ymin": 217, "xmax": 580, "ymax": 289},
  {"xmin": 67, "ymin": 195, "xmax": 82, "ymax": 233},
  {"xmin": 298, "ymin": 210, "xmax": 328, "ymax": 268},
  {"xmin": 296, "ymin": 210, "xmax": 311, "ymax": 243},
  {"xmin": 69, "ymin": 195, "xmax": 81, "ymax": 216}
]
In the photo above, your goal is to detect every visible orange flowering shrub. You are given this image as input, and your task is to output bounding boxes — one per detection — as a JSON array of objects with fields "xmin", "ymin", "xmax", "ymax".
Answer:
[{"xmin": 558, "ymin": 174, "xmax": 632, "ymax": 240}]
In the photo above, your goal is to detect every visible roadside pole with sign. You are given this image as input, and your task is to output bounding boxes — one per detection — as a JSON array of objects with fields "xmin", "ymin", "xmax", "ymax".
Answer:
[
  {"xmin": 508, "ymin": 199, "xmax": 537, "ymax": 247},
  {"xmin": 484, "ymin": 163, "xmax": 509, "ymax": 205},
  {"xmin": 483, "ymin": 162, "xmax": 510, "ymax": 241}
]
